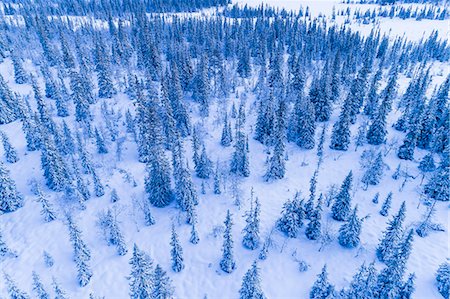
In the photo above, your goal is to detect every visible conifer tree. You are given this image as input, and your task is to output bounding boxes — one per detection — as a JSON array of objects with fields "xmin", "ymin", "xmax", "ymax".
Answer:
[
  {"xmin": 193, "ymin": 55, "xmax": 210, "ymax": 117},
  {"xmin": 362, "ymin": 152, "xmax": 384, "ymax": 189},
  {"xmin": 129, "ymin": 244, "xmax": 153, "ymax": 299},
  {"xmin": 397, "ymin": 127, "xmax": 418, "ymax": 161},
  {"xmin": 424, "ymin": 164, "xmax": 449, "ymax": 202},
  {"xmin": 32, "ymin": 271, "xmax": 50, "ymax": 299},
  {"xmin": 418, "ymin": 153, "xmax": 436, "ymax": 174},
  {"xmin": 67, "ymin": 217, "xmax": 92, "ymax": 287},
  {"xmin": 170, "ymin": 224, "xmax": 184, "ymax": 272},
  {"xmin": 436, "ymin": 262, "xmax": 450, "ymax": 299},
  {"xmin": 145, "ymin": 149, "xmax": 173, "ymax": 207},
  {"xmin": 214, "ymin": 163, "xmax": 221, "ymax": 195},
  {"xmin": 40, "ymin": 133, "xmax": 71, "ymax": 191},
  {"xmin": 265, "ymin": 100, "xmax": 286, "ymax": 181},
  {"xmin": 143, "ymin": 200, "xmax": 156, "ymax": 226},
  {"xmin": 242, "ymin": 198, "xmax": 261, "ymax": 250},
  {"xmin": 195, "ymin": 145, "xmax": 213, "ymax": 179},
  {"xmin": 239, "ymin": 261, "xmax": 265, "ymax": 299},
  {"xmin": 372, "ymin": 192, "xmax": 380, "ymax": 204},
  {"xmin": 277, "ymin": 198, "xmax": 304, "ymax": 238},
  {"xmin": 330, "ymin": 108, "xmax": 351, "ymax": 151},
  {"xmin": 379, "ymin": 192, "xmax": 393, "ymax": 217},
  {"xmin": 0, "ymin": 161, "xmax": 24, "ymax": 213},
  {"xmin": 190, "ymin": 220, "xmax": 200, "ymax": 245},
  {"xmin": 377, "ymin": 201, "xmax": 406, "ymax": 262},
  {"xmin": 220, "ymin": 210, "xmax": 236, "ymax": 273},
  {"xmin": 92, "ymin": 170, "xmax": 105, "ymax": 197},
  {"xmin": 52, "ymin": 278, "xmax": 69, "ymax": 299},
  {"xmin": 168, "ymin": 63, "xmax": 191, "ymax": 137},
  {"xmin": 289, "ymin": 97, "xmax": 316, "ymax": 149},
  {"xmin": 231, "ymin": 131, "xmax": 250, "ymax": 177},
  {"xmin": 366, "ymin": 98, "xmax": 389, "ymax": 145},
  {"xmin": 11, "ymin": 55, "xmax": 28, "ymax": 84},
  {"xmin": 306, "ymin": 195, "xmax": 322, "ymax": 240},
  {"xmin": 338, "ymin": 206, "xmax": 362, "ymax": 248},
  {"xmin": 398, "ymin": 273, "xmax": 416, "ymax": 299},
  {"xmin": 153, "ymin": 264, "xmax": 175, "ymax": 299},
  {"xmin": 1, "ymin": 132, "xmax": 19, "ymax": 163},
  {"xmin": 331, "ymin": 171, "xmax": 353, "ymax": 221},
  {"xmin": 102, "ymin": 210, "xmax": 127, "ymax": 256},
  {"xmin": 95, "ymin": 127, "xmax": 108, "ymax": 154},
  {"xmin": 344, "ymin": 262, "xmax": 377, "ymax": 299},
  {"xmin": 4, "ymin": 273, "xmax": 29, "ymax": 299},
  {"xmin": 221, "ymin": 112, "xmax": 233, "ymax": 147},
  {"xmin": 38, "ymin": 192, "xmax": 56, "ymax": 222},
  {"xmin": 375, "ymin": 229, "xmax": 414, "ymax": 298},
  {"xmin": 310, "ymin": 265, "xmax": 335, "ymax": 299}
]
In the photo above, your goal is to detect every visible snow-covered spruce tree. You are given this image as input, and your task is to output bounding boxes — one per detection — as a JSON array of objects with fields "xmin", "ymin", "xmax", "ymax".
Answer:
[
  {"xmin": 193, "ymin": 55, "xmax": 210, "ymax": 117},
  {"xmin": 129, "ymin": 244, "xmax": 154, "ymax": 298},
  {"xmin": 0, "ymin": 74, "xmax": 19, "ymax": 125},
  {"xmin": 1, "ymin": 131, "xmax": 19, "ymax": 163},
  {"xmin": 70, "ymin": 70, "xmax": 92, "ymax": 123},
  {"xmin": 101, "ymin": 209, "xmax": 127, "ymax": 256},
  {"xmin": 170, "ymin": 224, "xmax": 184, "ymax": 273},
  {"xmin": 32, "ymin": 271, "xmax": 50, "ymax": 299},
  {"xmin": 375, "ymin": 229, "xmax": 414, "ymax": 298},
  {"xmin": 361, "ymin": 152, "xmax": 384, "ymax": 189},
  {"xmin": 172, "ymin": 134, "xmax": 198, "ymax": 211},
  {"xmin": 4, "ymin": 273, "xmax": 29, "ymax": 299},
  {"xmin": 338, "ymin": 206, "xmax": 362, "ymax": 248},
  {"xmin": 220, "ymin": 210, "xmax": 236, "ymax": 273},
  {"xmin": 143, "ymin": 200, "xmax": 156, "ymax": 226},
  {"xmin": 377, "ymin": 201, "xmax": 406, "ymax": 263},
  {"xmin": 398, "ymin": 273, "xmax": 416, "ymax": 299},
  {"xmin": 168, "ymin": 62, "xmax": 191, "ymax": 137},
  {"xmin": 214, "ymin": 162, "xmax": 221, "ymax": 195},
  {"xmin": 153, "ymin": 264, "xmax": 175, "ymax": 299},
  {"xmin": 424, "ymin": 163, "xmax": 449, "ymax": 202},
  {"xmin": 0, "ymin": 161, "xmax": 24, "ymax": 213},
  {"xmin": 418, "ymin": 153, "xmax": 436, "ymax": 174},
  {"xmin": 380, "ymin": 192, "xmax": 393, "ymax": 217},
  {"xmin": 436, "ymin": 262, "xmax": 450, "ymax": 299},
  {"xmin": 38, "ymin": 192, "xmax": 56, "ymax": 222},
  {"xmin": 237, "ymin": 46, "xmax": 251, "ymax": 78},
  {"xmin": 92, "ymin": 169, "xmax": 105, "ymax": 197},
  {"xmin": 310, "ymin": 265, "xmax": 335, "ymax": 299},
  {"xmin": 67, "ymin": 217, "xmax": 92, "ymax": 287},
  {"xmin": 221, "ymin": 112, "xmax": 233, "ymax": 147},
  {"xmin": 0, "ymin": 228, "xmax": 15, "ymax": 257},
  {"xmin": 331, "ymin": 171, "xmax": 353, "ymax": 221},
  {"xmin": 265, "ymin": 100, "xmax": 286, "ymax": 181},
  {"xmin": 289, "ymin": 97, "xmax": 316, "ymax": 149},
  {"xmin": 363, "ymin": 66, "xmax": 383, "ymax": 119},
  {"xmin": 277, "ymin": 198, "xmax": 304, "ymax": 238},
  {"xmin": 330, "ymin": 106, "xmax": 351, "ymax": 151},
  {"xmin": 305, "ymin": 195, "xmax": 322, "ymax": 240},
  {"xmin": 11, "ymin": 55, "xmax": 28, "ymax": 84},
  {"xmin": 255, "ymin": 91, "xmax": 275, "ymax": 146},
  {"xmin": 366, "ymin": 96, "xmax": 389, "ymax": 146},
  {"xmin": 52, "ymin": 277, "xmax": 69, "ymax": 299},
  {"xmin": 160, "ymin": 74, "xmax": 177, "ymax": 150},
  {"xmin": 145, "ymin": 146, "xmax": 174, "ymax": 208},
  {"xmin": 242, "ymin": 197, "xmax": 261, "ymax": 250},
  {"xmin": 95, "ymin": 39, "xmax": 116, "ymax": 99},
  {"xmin": 344, "ymin": 262, "xmax": 377, "ymax": 298},
  {"xmin": 239, "ymin": 261, "xmax": 265, "ymax": 299},
  {"xmin": 397, "ymin": 127, "xmax": 418, "ymax": 161},
  {"xmin": 354, "ymin": 122, "xmax": 368, "ymax": 151},
  {"xmin": 231, "ymin": 130, "xmax": 250, "ymax": 177},
  {"xmin": 62, "ymin": 122, "xmax": 75, "ymax": 155},
  {"xmin": 40, "ymin": 133, "xmax": 71, "ymax": 192},
  {"xmin": 316, "ymin": 124, "xmax": 326, "ymax": 167},
  {"xmin": 195, "ymin": 145, "xmax": 213, "ymax": 179},
  {"xmin": 310, "ymin": 63, "xmax": 332, "ymax": 122},
  {"xmin": 95, "ymin": 127, "xmax": 108, "ymax": 154}
]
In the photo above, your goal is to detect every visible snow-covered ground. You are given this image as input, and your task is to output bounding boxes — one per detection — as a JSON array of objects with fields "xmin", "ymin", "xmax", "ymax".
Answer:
[{"xmin": 0, "ymin": 1, "xmax": 449, "ymax": 298}]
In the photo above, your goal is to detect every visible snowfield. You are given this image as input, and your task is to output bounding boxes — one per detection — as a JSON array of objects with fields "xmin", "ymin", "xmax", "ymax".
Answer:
[{"xmin": 0, "ymin": 0, "xmax": 449, "ymax": 298}]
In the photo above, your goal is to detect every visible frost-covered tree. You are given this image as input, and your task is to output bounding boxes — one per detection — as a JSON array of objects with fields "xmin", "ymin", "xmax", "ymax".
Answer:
[
  {"xmin": 129, "ymin": 244, "xmax": 153, "ymax": 299},
  {"xmin": 1, "ymin": 132, "xmax": 19, "ymax": 163},
  {"xmin": 330, "ymin": 108, "xmax": 351, "ymax": 151},
  {"xmin": 52, "ymin": 278, "xmax": 69, "ymax": 299},
  {"xmin": 4, "ymin": 273, "xmax": 29, "ymax": 299},
  {"xmin": 436, "ymin": 263, "xmax": 450, "ymax": 299},
  {"xmin": 153, "ymin": 264, "xmax": 174, "ymax": 299},
  {"xmin": 310, "ymin": 265, "xmax": 335, "ymax": 299},
  {"xmin": 32, "ymin": 271, "xmax": 50, "ymax": 299},
  {"xmin": 195, "ymin": 145, "xmax": 213, "ymax": 179},
  {"xmin": 239, "ymin": 261, "xmax": 265, "ymax": 299},
  {"xmin": 95, "ymin": 127, "xmax": 108, "ymax": 154},
  {"xmin": 92, "ymin": 170, "xmax": 105, "ymax": 197},
  {"xmin": 242, "ymin": 198, "xmax": 261, "ymax": 250},
  {"xmin": 220, "ymin": 210, "xmax": 236, "ymax": 273},
  {"xmin": 331, "ymin": 171, "xmax": 353, "ymax": 221},
  {"xmin": 214, "ymin": 163, "xmax": 221, "ymax": 195},
  {"xmin": 40, "ymin": 134, "xmax": 71, "ymax": 191},
  {"xmin": 418, "ymin": 153, "xmax": 436, "ymax": 174},
  {"xmin": 0, "ymin": 161, "xmax": 24, "ymax": 213},
  {"xmin": 380, "ymin": 192, "xmax": 393, "ymax": 217},
  {"xmin": 145, "ymin": 149, "xmax": 173, "ymax": 207},
  {"xmin": 67, "ymin": 217, "xmax": 92, "ymax": 287},
  {"xmin": 338, "ymin": 206, "xmax": 362, "ymax": 248},
  {"xmin": 424, "ymin": 164, "xmax": 449, "ymax": 202},
  {"xmin": 38, "ymin": 192, "xmax": 56, "ymax": 222},
  {"xmin": 221, "ymin": 112, "xmax": 233, "ymax": 147},
  {"xmin": 170, "ymin": 224, "xmax": 184, "ymax": 272},
  {"xmin": 277, "ymin": 197, "xmax": 304, "ymax": 238},
  {"xmin": 361, "ymin": 152, "xmax": 384, "ymax": 189},
  {"xmin": 231, "ymin": 131, "xmax": 250, "ymax": 177},
  {"xmin": 100, "ymin": 209, "xmax": 127, "ymax": 256},
  {"xmin": 398, "ymin": 273, "xmax": 416, "ymax": 299},
  {"xmin": 306, "ymin": 195, "xmax": 322, "ymax": 240},
  {"xmin": 265, "ymin": 100, "xmax": 286, "ymax": 181},
  {"xmin": 377, "ymin": 201, "xmax": 406, "ymax": 262},
  {"xmin": 11, "ymin": 55, "xmax": 28, "ymax": 84},
  {"xmin": 344, "ymin": 262, "xmax": 377, "ymax": 299}
]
